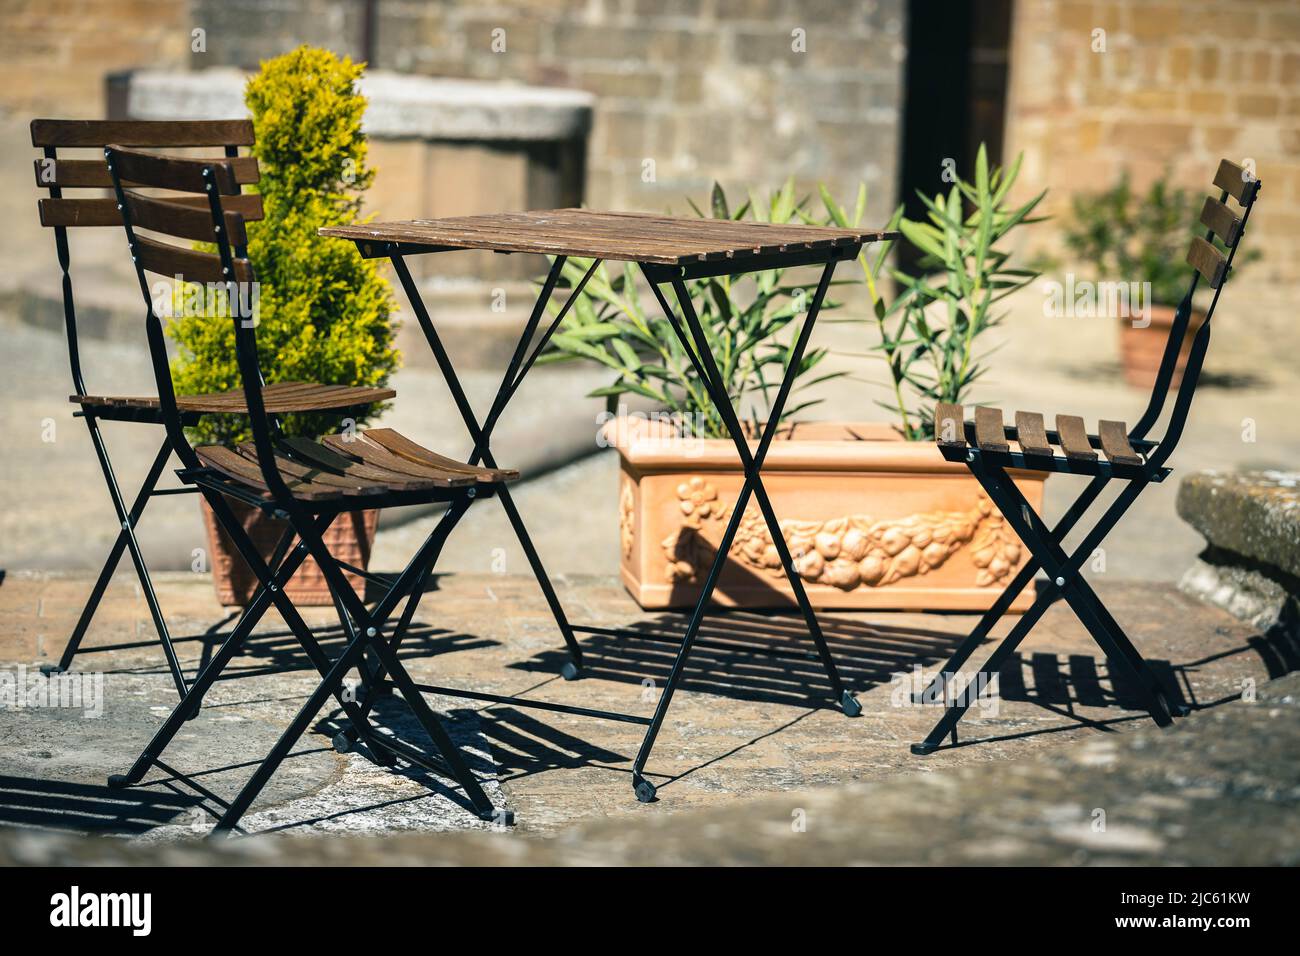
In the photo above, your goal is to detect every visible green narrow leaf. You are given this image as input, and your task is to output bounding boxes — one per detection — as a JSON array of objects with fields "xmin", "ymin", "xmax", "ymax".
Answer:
[{"xmin": 711, "ymin": 181, "xmax": 729, "ymax": 220}]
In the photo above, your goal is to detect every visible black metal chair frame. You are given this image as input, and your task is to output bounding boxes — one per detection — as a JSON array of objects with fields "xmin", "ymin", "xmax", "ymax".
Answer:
[
  {"xmin": 345, "ymin": 237, "xmax": 869, "ymax": 805},
  {"xmin": 910, "ymin": 160, "xmax": 1262, "ymax": 754},
  {"xmin": 30, "ymin": 122, "xmax": 248, "ymax": 699},
  {"xmin": 30, "ymin": 121, "xmax": 386, "ymax": 709},
  {"xmin": 99, "ymin": 146, "xmax": 514, "ymax": 834}
]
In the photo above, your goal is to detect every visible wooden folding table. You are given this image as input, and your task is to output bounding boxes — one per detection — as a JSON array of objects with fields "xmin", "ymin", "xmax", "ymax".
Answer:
[{"xmin": 321, "ymin": 209, "xmax": 896, "ymax": 802}]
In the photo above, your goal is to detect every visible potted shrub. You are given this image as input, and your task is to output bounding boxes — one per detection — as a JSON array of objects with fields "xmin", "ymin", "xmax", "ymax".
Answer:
[
  {"xmin": 543, "ymin": 148, "xmax": 1050, "ymax": 611},
  {"xmin": 1057, "ymin": 171, "xmax": 1256, "ymax": 388},
  {"xmin": 168, "ymin": 47, "xmax": 399, "ymax": 605}
]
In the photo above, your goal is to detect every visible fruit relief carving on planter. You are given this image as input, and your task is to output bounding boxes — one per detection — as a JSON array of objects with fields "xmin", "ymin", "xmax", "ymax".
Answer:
[
  {"xmin": 619, "ymin": 479, "xmax": 636, "ymax": 560},
  {"xmin": 657, "ymin": 477, "xmax": 1024, "ymax": 591}
]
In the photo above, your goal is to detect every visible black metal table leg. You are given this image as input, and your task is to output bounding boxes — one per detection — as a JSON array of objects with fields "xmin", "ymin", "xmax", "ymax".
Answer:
[
  {"xmin": 390, "ymin": 254, "xmax": 593, "ymax": 676},
  {"xmin": 626, "ymin": 253, "xmax": 858, "ymax": 802}
]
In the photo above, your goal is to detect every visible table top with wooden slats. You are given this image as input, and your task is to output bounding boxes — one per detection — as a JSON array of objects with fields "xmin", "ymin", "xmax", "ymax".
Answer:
[{"xmin": 320, "ymin": 208, "xmax": 897, "ymax": 265}]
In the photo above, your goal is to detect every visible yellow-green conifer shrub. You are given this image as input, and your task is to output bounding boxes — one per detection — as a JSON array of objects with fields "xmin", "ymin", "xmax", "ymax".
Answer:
[{"xmin": 168, "ymin": 45, "xmax": 399, "ymax": 444}]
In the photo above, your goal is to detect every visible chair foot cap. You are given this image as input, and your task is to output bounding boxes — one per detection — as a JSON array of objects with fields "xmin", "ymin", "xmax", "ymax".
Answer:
[
  {"xmin": 634, "ymin": 778, "xmax": 657, "ymax": 803},
  {"xmin": 560, "ymin": 661, "xmax": 582, "ymax": 681},
  {"xmin": 910, "ymin": 742, "xmax": 939, "ymax": 756},
  {"xmin": 840, "ymin": 690, "xmax": 862, "ymax": 717},
  {"xmin": 487, "ymin": 808, "xmax": 515, "ymax": 827},
  {"xmin": 39, "ymin": 664, "xmax": 64, "ymax": 676},
  {"xmin": 107, "ymin": 774, "xmax": 132, "ymax": 789},
  {"xmin": 332, "ymin": 732, "xmax": 353, "ymax": 754}
]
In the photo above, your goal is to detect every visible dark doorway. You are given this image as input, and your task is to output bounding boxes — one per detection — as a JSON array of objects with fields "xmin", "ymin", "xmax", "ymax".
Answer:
[{"xmin": 897, "ymin": 0, "xmax": 1014, "ymax": 269}]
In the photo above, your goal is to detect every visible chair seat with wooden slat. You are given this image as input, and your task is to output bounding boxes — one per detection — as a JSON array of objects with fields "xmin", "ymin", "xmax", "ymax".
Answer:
[
  {"xmin": 319, "ymin": 428, "xmax": 519, "ymax": 483},
  {"xmin": 932, "ymin": 404, "xmax": 1165, "ymax": 480},
  {"xmin": 911, "ymin": 159, "xmax": 1262, "ymax": 759},
  {"xmin": 30, "ymin": 117, "xmax": 274, "ymax": 699},
  {"xmin": 193, "ymin": 428, "xmax": 517, "ymax": 505},
  {"xmin": 69, "ymin": 380, "xmax": 396, "ymax": 417}
]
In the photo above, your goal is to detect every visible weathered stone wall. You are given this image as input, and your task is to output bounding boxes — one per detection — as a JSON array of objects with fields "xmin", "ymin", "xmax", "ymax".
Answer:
[
  {"xmin": 1177, "ymin": 470, "xmax": 1300, "ymax": 636},
  {"xmin": 3, "ymin": 0, "xmax": 1296, "ymax": 330},
  {"xmin": 189, "ymin": 0, "xmax": 908, "ymax": 224},
  {"xmin": 0, "ymin": 0, "xmax": 191, "ymax": 119},
  {"xmin": 1004, "ymin": 0, "xmax": 1300, "ymax": 331}
]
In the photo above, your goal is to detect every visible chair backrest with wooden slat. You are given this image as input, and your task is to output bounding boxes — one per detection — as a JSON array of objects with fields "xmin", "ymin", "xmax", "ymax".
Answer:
[
  {"xmin": 30, "ymin": 118, "xmax": 262, "ymax": 398},
  {"xmin": 1137, "ymin": 159, "xmax": 1262, "ymax": 467},
  {"xmin": 105, "ymin": 145, "xmax": 286, "ymax": 494}
]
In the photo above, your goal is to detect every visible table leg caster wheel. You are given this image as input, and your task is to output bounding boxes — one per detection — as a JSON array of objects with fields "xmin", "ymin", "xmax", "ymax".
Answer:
[
  {"xmin": 560, "ymin": 661, "xmax": 582, "ymax": 681},
  {"xmin": 107, "ymin": 774, "xmax": 131, "ymax": 789},
  {"xmin": 910, "ymin": 741, "xmax": 939, "ymax": 756},
  {"xmin": 332, "ymin": 731, "xmax": 353, "ymax": 754},
  {"xmin": 840, "ymin": 690, "xmax": 862, "ymax": 717},
  {"xmin": 633, "ymin": 778, "xmax": 657, "ymax": 803},
  {"xmin": 40, "ymin": 664, "xmax": 64, "ymax": 676}
]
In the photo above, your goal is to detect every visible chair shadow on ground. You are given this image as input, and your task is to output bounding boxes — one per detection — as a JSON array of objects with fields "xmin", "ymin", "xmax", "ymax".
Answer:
[
  {"xmin": 310, "ymin": 696, "xmax": 629, "ymax": 818},
  {"xmin": 71, "ymin": 571, "xmax": 499, "ymax": 685},
  {"xmin": 0, "ymin": 774, "xmax": 203, "ymax": 835},
  {"xmin": 193, "ymin": 621, "xmax": 496, "ymax": 684},
  {"xmin": 508, "ymin": 596, "xmax": 1300, "ymax": 757},
  {"xmin": 189, "ymin": 571, "xmax": 498, "ymax": 681},
  {"xmin": 31, "ymin": 566, "xmax": 1297, "ymax": 833},
  {"xmin": 321, "ymin": 697, "xmax": 629, "ymax": 773}
]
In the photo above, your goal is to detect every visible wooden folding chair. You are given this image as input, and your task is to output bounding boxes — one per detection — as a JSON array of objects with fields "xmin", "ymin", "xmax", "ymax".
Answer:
[
  {"xmin": 99, "ymin": 145, "xmax": 515, "ymax": 832},
  {"xmin": 911, "ymin": 159, "xmax": 1262, "ymax": 754},
  {"xmin": 31, "ymin": 119, "xmax": 394, "ymax": 704}
]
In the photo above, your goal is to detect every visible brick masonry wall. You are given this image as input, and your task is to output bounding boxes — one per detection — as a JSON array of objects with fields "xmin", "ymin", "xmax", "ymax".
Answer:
[{"xmin": 1004, "ymin": 0, "xmax": 1300, "ymax": 330}]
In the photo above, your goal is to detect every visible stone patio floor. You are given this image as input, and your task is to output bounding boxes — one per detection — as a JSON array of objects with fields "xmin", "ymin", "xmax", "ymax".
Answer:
[{"xmin": 1, "ymin": 569, "xmax": 1292, "ymax": 860}]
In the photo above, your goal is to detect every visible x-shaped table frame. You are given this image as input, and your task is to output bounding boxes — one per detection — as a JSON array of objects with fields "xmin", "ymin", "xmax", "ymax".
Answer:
[{"xmin": 350, "ymin": 237, "xmax": 866, "ymax": 802}]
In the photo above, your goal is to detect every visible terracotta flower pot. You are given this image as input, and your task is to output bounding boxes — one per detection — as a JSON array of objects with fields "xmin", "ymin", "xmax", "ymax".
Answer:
[
  {"xmin": 200, "ymin": 498, "xmax": 379, "ymax": 607},
  {"xmin": 608, "ymin": 419, "xmax": 1049, "ymax": 613},
  {"xmin": 1118, "ymin": 304, "xmax": 1206, "ymax": 390}
]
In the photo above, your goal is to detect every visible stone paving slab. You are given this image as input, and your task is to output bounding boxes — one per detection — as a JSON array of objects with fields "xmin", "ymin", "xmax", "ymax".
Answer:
[
  {"xmin": 2, "ymin": 651, "xmax": 1295, "ymax": 867},
  {"xmin": 0, "ymin": 570, "xmax": 1287, "ymax": 857}
]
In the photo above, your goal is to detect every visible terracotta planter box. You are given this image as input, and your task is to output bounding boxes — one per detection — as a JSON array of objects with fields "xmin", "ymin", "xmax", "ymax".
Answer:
[
  {"xmin": 200, "ymin": 499, "xmax": 379, "ymax": 607},
  {"xmin": 610, "ymin": 420, "xmax": 1048, "ymax": 612},
  {"xmin": 1119, "ymin": 304, "xmax": 1206, "ymax": 390}
]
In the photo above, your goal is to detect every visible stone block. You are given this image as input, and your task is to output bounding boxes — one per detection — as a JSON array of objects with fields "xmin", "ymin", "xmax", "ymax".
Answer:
[
  {"xmin": 1177, "ymin": 470, "xmax": 1300, "ymax": 580},
  {"xmin": 1178, "ymin": 470, "xmax": 1300, "ymax": 639}
]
